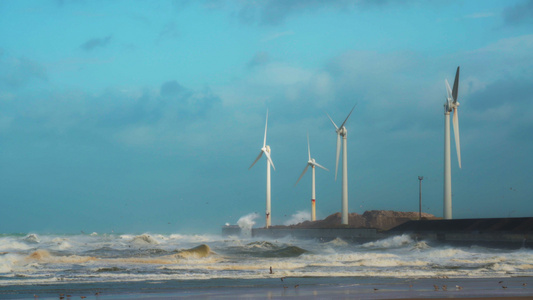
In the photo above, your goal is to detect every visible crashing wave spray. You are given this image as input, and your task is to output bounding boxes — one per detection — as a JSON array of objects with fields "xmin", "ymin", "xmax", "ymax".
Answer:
[
  {"xmin": 284, "ymin": 211, "xmax": 311, "ymax": 226},
  {"xmin": 237, "ymin": 213, "xmax": 259, "ymax": 236}
]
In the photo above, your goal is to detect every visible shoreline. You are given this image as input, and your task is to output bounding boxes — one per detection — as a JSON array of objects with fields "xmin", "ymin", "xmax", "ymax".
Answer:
[{"xmin": 2, "ymin": 276, "xmax": 532, "ymax": 299}]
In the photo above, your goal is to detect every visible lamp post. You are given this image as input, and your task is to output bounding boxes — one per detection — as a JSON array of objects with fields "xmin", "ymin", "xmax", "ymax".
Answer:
[{"xmin": 418, "ymin": 176, "xmax": 424, "ymax": 220}]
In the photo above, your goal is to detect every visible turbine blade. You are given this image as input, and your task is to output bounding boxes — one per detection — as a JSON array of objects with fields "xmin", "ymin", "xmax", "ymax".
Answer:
[
  {"xmin": 263, "ymin": 109, "xmax": 269, "ymax": 148},
  {"xmin": 452, "ymin": 66, "xmax": 460, "ymax": 103},
  {"xmin": 335, "ymin": 133, "xmax": 341, "ymax": 181},
  {"xmin": 314, "ymin": 162, "xmax": 329, "ymax": 171},
  {"xmin": 249, "ymin": 151, "xmax": 263, "ymax": 169},
  {"xmin": 307, "ymin": 132, "xmax": 311, "ymax": 161},
  {"xmin": 264, "ymin": 150, "xmax": 276, "ymax": 171},
  {"xmin": 294, "ymin": 165, "xmax": 309, "ymax": 186},
  {"xmin": 445, "ymin": 79, "xmax": 453, "ymax": 100},
  {"xmin": 453, "ymin": 107, "xmax": 462, "ymax": 168},
  {"xmin": 325, "ymin": 112, "xmax": 339, "ymax": 130},
  {"xmin": 339, "ymin": 103, "xmax": 357, "ymax": 129}
]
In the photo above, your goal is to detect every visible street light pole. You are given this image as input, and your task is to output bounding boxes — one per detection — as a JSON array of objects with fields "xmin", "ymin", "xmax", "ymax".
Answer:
[{"xmin": 418, "ymin": 176, "xmax": 424, "ymax": 220}]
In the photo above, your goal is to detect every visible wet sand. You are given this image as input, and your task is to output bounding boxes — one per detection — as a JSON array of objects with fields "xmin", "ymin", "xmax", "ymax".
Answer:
[{"xmin": 2, "ymin": 277, "xmax": 533, "ymax": 299}]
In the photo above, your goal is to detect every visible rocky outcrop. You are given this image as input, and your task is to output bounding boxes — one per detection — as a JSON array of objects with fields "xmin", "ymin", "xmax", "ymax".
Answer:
[{"xmin": 271, "ymin": 210, "xmax": 438, "ymax": 231}]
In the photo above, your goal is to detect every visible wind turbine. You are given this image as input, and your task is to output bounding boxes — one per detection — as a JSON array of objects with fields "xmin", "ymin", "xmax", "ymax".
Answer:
[
  {"xmin": 326, "ymin": 104, "xmax": 357, "ymax": 225},
  {"xmin": 443, "ymin": 66, "xmax": 461, "ymax": 220},
  {"xmin": 295, "ymin": 133, "xmax": 329, "ymax": 221},
  {"xmin": 249, "ymin": 109, "xmax": 276, "ymax": 228}
]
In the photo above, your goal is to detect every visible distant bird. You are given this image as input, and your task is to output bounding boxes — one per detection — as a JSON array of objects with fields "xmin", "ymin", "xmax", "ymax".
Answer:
[
  {"xmin": 269, "ymin": 266, "xmax": 273, "ymax": 274},
  {"xmin": 294, "ymin": 284, "xmax": 299, "ymax": 288},
  {"xmin": 456, "ymin": 285, "xmax": 463, "ymax": 290},
  {"xmin": 523, "ymin": 283, "xmax": 527, "ymax": 286},
  {"xmin": 280, "ymin": 277, "xmax": 284, "ymax": 281},
  {"xmin": 373, "ymin": 288, "xmax": 379, "ymax": 291},
  {"xmin": 499, "ymin": 281, "xmax": 504, "ymax": 284},
  {"xmin": 442, "ymin": 285, "xmax": 447, "ymax": 291},
  {"xmin": 433, "ymin": 284, "xmax": 439, "ymax": 291}
]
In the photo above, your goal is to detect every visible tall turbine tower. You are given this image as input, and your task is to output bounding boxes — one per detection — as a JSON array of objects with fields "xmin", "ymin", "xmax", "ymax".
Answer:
[
  {"xmin": 443, "ymin": 66, "xmax": 462, "ymax": 219},
  {"xmin": 295, "ymin": 133, "xmax": 329, "ymax": 221},
  {"xmin": 326, "ymin": 104, "xmax": 357, "ymax": 225},
  {"xmin": 249, "ymin": 110, "xmax": 276, "ymax": 228}
]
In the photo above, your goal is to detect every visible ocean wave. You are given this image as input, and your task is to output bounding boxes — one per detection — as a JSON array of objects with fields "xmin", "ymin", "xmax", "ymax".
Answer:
[
  {"xmin": 0, "ymin": 237, "xmax": 33, "ymax": 252},
  {"xmin": 361, "ymin": 234, "xmax": 414, "ymax": 249},
  {"xmin": 245, "ymin": 241, "xmax": 277, "ymax": 249},
  {"xmin": 131, "ymin": 234, "xmax": 160, "ymax": 245},
  {"xmin": 174, "ymin": 244, "xmax": 212, "ymax": 259},
  {"xmin": 23, "ymin": 234, "xmax": 40, "ymax": 244},
  {"xmin": 325, "ymin": 238, "xmax": 349, "ymax": 246}
]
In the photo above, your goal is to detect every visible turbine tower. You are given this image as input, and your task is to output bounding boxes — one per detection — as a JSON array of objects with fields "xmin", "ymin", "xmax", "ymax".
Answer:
[
  {"xmin": 295, "ymin": 133, "xmax": 329, "ymax": 221},
  {"xmin": 443, "ymin": 66, "xmax": 461, "ymax": 219},
  {"xmin": 326, "ymin": 104, "xmax": 357, "ymax": 225},
  {"xmin": 249, "ymin": 110, "xmax": 276, "ymax": 228}
]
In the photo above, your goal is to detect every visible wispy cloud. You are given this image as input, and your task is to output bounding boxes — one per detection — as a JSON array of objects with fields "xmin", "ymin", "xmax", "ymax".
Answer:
[
  {"xmin": 0, "ymin": 56, "xmax": 48, "ymax": 89},
  {"xmin": 261, "ymin": 30, "xmax": 294, "ymax": 42},
  {"xmin": 80, "ymin": 35, "xmax": 113, "ymax": 51},
  {"xmin": 503, "ymin": 0, "xmax": 533, "ymax": 25},
  {"xmin": 246, "ymin": 51, "xmax": 271, "ymax": 69},
  {"xmin": 464, "ymin": 12, "xmax": 495, "ymax": 19},
  {"xmin": 157, "ymin": 22, "xmax": 180, "ymax": 43}
]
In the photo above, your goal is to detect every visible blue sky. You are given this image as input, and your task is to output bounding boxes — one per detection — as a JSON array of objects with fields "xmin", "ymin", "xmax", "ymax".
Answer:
[{"xmin": 1, "ymin": 0, "xmax": 532, "ymax": 234}]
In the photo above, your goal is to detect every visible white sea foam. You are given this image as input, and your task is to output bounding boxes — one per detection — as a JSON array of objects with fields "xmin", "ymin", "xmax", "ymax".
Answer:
[
  {"xmin": 0, "ymin": 238, "xmax": 32, "ymax": 251},
  {"xmin": 23, "ymin": 234, "xmax": 40, "ymax": 244}
]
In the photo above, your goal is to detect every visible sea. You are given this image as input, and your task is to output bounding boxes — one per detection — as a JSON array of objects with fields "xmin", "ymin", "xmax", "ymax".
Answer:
[{"xmin": 1, "ymin": 231, "xmax": 533, "ymax": 299}]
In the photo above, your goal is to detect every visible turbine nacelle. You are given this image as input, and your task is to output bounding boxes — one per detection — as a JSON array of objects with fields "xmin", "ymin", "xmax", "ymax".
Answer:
[
  {"xmin": 326, "ymin": 104, "xmax": 356, "ymax": 181},
  {"xmin": 337, "ymin": 126, "xmax": 347, "ymax": 137},
  {"xmin": 443, "ymin": 66, "xmax": 462, "ymax": 169},
  {"xmin": 295, "ymin": 135, "xmax": 328, "ymax": 186}
]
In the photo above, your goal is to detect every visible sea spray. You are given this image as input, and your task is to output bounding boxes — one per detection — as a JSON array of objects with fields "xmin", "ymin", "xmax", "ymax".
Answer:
[
  {"xmin": 284, "ymin": 210, "xmax": 311, "ymax": 226},
  {"xmin": 237, "ymin": 213, "xmax": 259, "ymax": 236}
]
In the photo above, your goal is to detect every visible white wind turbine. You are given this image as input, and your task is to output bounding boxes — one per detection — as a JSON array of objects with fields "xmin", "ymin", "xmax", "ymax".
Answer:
[
  {"xmin": 326, "ymin": 104, "xmax": 357, "ymax": 225},
  {"xmin": 249, "ymin": 109, "xmax": 276, "ymax": 228},
  {"xmin": 295, "ymin": 133, "xmax": 329, "ymax": 221},
  {"xmin": 443, "ymin": 66, "xmax": 461, "ymax": 219}
]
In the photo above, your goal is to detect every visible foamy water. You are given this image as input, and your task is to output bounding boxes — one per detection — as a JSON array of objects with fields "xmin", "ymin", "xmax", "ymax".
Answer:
[{"xmin": 1, "ymin": 233, "xmax": 533, "ymax": 287}]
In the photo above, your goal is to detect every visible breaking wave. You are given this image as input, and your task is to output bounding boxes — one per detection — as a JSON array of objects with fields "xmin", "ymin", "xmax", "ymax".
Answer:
[
  {"xmin": 174, "ymin": 244, "xmax": 212, "ymax": 259},
  {"xmin": 131, "ymin": 234, "xmax": 159, "ymax": 245},
  {"xmin": 361, "ymin": 234, "xmax": 414, "ymax": 249}
]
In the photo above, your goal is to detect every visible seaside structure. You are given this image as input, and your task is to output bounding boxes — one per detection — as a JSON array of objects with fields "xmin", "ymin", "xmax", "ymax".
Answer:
[
  {"xmin": 249, "ymin": 110, "xmax": 276, "ymax": 228},
  {"xmin": 295, "ymin": 133, "xmax": 328, "ymax": 221},
  {"xmin": 326, "ymin": 104, "xmax": 357, "ymax": 225},
  {"xmin": 443, "ymin": 67, "xmax": 462, "ymax": 219}
]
